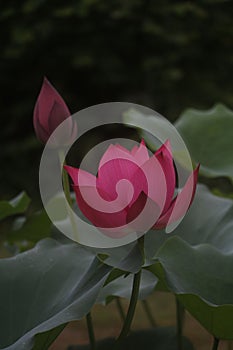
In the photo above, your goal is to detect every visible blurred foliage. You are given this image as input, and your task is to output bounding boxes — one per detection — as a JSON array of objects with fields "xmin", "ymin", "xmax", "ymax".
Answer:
[
  {"xmin": 175, "ymin": 104, "xmax": 233, "ymax": 181},
  {"xmin": 1, "ymin": 0, "xmax": 233, "ymax": 199}
]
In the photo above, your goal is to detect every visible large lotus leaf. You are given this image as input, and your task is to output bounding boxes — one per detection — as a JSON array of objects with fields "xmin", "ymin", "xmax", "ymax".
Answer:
[
  {"xmin": 175, "ymin": 103, "xmax": 233, "ymax": 180},
  {"xmin": 33, "ymin": 324, "xmax": 67, "ymax": 350},
  {"xmin": 96, "ymin": 242, "xmax": 143, "ymax": 274},
  {"xmin": 68, "ymin": 327, "xmax": 194, "ymax": 350},
  {"xmin": 97, "ymin": 269, "xmax": 158, "ymax": 304},
  {"xmin": 0, "ymin": 192, "xmax": 30, "ymax": 221},
  {"xmin": 144, "ymin": 184, "xmax": 233, "ymax": 262},
  {"xmin": 53, "ymin": 230, "xmax": 143, "ymax": 273},
  {"xmin": 0, "ymin": 238, "xmax": 111, "ymax": 350},
  {"xmin": 150, "ymin": 237, "xmax": 233, "ymax": 339}
]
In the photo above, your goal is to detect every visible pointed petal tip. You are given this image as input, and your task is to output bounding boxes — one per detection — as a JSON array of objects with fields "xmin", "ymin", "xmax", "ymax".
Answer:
[
  {"xmin": 63, "ymin": 165, "xmax": 76, "ymax": 180},
  {"xmin": 42, "ymin": 76, "xmax": 52, "ymax": 88},
  {"xmin": 155, "ymin": 139, "xmax": 172, "ymax": 158},
  {"xmin": 164, "ymin": 139, "xmax": 171, "ymax": 149},
  {"xmin": 63, "ymin": 165, "xmax": 81, "ymax": 185},
  {"xmin": 193, "ymin": 163, "xmax": 200, "ymax": 180},
  {"xmin": 140, "ymin": 138, "xmax": 145, "ymax": 146},
  {"xmin": 63, "ymin": 164, "xmax": 72, "ymax": 174}
]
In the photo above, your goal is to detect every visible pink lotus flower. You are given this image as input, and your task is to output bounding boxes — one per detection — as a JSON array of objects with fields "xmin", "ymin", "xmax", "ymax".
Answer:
[
  {"xmin": 64, "ymin": 140, "xmax": 199, "ymax": 238},
  {"xmin": 33, "ymin": 77, "xmax": 77, "ymax": 144}
]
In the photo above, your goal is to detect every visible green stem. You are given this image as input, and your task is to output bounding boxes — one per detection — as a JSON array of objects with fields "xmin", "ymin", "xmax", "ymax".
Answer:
[
  {"xmin": 116, "ymin": 269, "xmax": 142, "ymax": 342},
  {"xmin": 61, "ymin": 157, "xmax": 72, "ymax": 206},
  {"xmin": 141, "ymin": 299, "xmax": 157, "ymax": 328},
  {"xmin": 116, "ymin": 297, "xmax": 126, "ymax": 323},
  {"xmin": 176, "ymin": 298, "xmax": 185, "ymax": 350},
  {"xmin": 138, "ymin": 235, "xmax": 145, "ymax": 264},
  {"xmin": 115, "ymin": 236, "xmax": 144, "ymax": 343},
  {"xmin": 58, "ymin": 150, "xmax": 79, "ymax": 241},
  {"xmin": 86, "ymin": 312, "xmax": 96, "ymax": 350},
  {"xmin": 212, "ymin": 338, "xmax": 219, "ymax": 350}
]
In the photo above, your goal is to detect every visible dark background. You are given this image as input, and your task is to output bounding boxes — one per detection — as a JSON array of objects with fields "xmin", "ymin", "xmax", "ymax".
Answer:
[{"xmin": 1, "ymin": 0, "xmax": 233, "ymax": 200}]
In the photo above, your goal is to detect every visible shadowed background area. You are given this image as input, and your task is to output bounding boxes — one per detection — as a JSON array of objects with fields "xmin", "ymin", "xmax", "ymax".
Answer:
[{"xmin": 1, "ymin": 0, "xmax": 233, "ymax": 199}]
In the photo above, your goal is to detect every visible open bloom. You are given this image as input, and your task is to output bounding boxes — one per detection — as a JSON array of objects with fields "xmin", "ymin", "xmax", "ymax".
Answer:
[
  {"xmin": 65, "ymin": 140, "xmax": 199, "ymax": 238},
  {"xmin": 33, "ymin": 77, "xmax": 77, "ymax": 144}
]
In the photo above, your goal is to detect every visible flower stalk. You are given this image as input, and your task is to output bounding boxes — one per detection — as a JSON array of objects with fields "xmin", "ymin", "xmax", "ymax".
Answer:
[
  {"xmin": 212, "ymin": 338, "xmax": 219, "ymax": 350},
  {"xmin": 115, "ymin": 297, "xmax": 126, "ymax": 322},
  {"xmin": 86, "ymin": 312, "xmax": 96, "ymax": 350},
  {"xmin": 141, "ymin": 299, "xmax": 157, "ymax": 328},
  {"xmin": 116, "ymin": 269, "xmax": 142, "ymax": 342},
  {"xmin": 58, "ymin": 150, "xmax": 79, "ymax": 241},
  {"xmin": 114, "ymin": 235, "xmax": 144, "ymax": 345},
  {"xmin": 176, "ymin": 298, "xmax": 185, "ymax": 350}
]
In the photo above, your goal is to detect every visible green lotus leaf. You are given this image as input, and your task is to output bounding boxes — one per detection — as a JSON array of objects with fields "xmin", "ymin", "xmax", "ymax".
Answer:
[
  {"xmin": 0, "ymin": 238, "xmax": 111, "ymax": 350},
  {"xmin": 96, "ymin": 242, "xmax": 143, "ymax": 274},
  {"xmin": 144, "ymin": 184, "xmax": 233, "ymax": 261},
  {"xmin": 150, "ymin": 237, "xmax": 233, "ymax": 340},
  {"xmin": 175, "ymin": 103, "xmax": 233, "ymax": 180},
  {"xmin": 123, "ymin": 104, "xmax": 233, "ymax": 181}
]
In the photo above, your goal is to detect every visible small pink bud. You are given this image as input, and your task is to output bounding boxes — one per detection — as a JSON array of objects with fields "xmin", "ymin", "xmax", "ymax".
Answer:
[{"xmin": 33, "ymin": 77, "xmax": 77, "ymax": 145}]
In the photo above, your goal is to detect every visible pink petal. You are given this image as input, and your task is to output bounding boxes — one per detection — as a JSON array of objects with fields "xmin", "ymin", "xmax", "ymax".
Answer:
[
  {"xmin": 99, "ymin": 144, "xmax": 134, "ymax": 171},
  {"xmin": 131, "ymin": 139, "xmax": 150, "ymax": 166},
  {"xmin": 154, "ymin": 165, "xmax": 199, "ymax": 229},
  {"xmin": 130, "ymin": 154, "xmax": 167, "ymax": 214},
  {"xmin": 64, "ymin": 165, "xmax": 96, "ymax": 187},
  {"xmin": 126, "ymin": 192, "xmax": 161, "ymax": 232},
  {"xmin": 154, "ymin": 140, "xmax": 176, "ymax": 214},
  {"xmin": 99, "ymin": 140, "xmax": 149, "ymax": 171},
  {"xmin": 34, "ymin": 77, "xmax": 70, "ymax": 129},
  {"xmin": 73, "ymin": 185, "xmax": 127, "ymax": 229},
  {"xmin": 48, "ymin": 101, "xmax": 72, "ymax": 134},
  {"xmin": 126, "ymin": 191, "xmax": 147, "ymax": 223},
  {"xmin": 33, "ymin": 77, "xmax": 73, "ymax": 144},
  {"xmin": 65, "ymin": 165, "xmax": 129, "ymax": 227},
  {"xmin": 33, "ymin": 111, "xmax": 50, "ymax": 144},
  {"xmin": 97, "ymin": 158, "xmax": 147, "ymax": 204}
]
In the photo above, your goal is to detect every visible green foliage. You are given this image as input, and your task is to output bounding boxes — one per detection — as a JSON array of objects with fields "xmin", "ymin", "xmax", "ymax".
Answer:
[
  {"xmin": 0, "ymin": 185, "xmax": 232, "ymax": 347},
  {"xmin": 0, "ymin": 239, "xmax": 111, "ymax": 350},
  {"xmin": 151, "ymin": 237, "xmax": 233, "ymax": 340},
  {"xmin": 143, "ymin": 185, "xmax": 233, "ymax": 339},
  {"xmin": 0, "ymin": 193, "xmax": 52, "ymax": 254},
  {"xmin": 0, "ymin": 192, "xmax": 30, "ymax": 220},
  {"xmin": 124, "ymin": 103, "xmax": 233, "ymax": 197},
  {"xmin": 96, "ymin": 242, "xmax": 144, "ymax": 273},
  {"xmin": 82, "ymin": 104, "xmax": 233, "ymax": 344},
  {"xmin": 175, "ymin": 104, "xmax": 233, "ymax": 181},
  {"xmin": 8, "ymin": 209, "xmax": 52, "ymax": 244},
  {"xmin": 32, "ymin": 325, "xmax": 67, "ymax": 350},
  {"xmin": 144, "ymin": 184, "xmax": 233, "ymax": 260}
]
